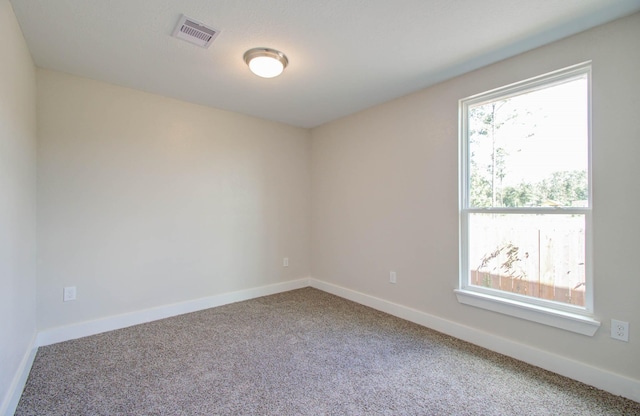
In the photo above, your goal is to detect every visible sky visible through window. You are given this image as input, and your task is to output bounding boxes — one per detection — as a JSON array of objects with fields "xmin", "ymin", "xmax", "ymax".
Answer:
[{"xmin": 469, "ymin": 76, "xmax": 588, "ymax": 207}]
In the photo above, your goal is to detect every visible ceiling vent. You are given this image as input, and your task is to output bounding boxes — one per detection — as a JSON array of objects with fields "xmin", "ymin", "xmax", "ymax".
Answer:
[{"xmin": 172, "ymin": 15, "xmax": 220, "ymax": 48}]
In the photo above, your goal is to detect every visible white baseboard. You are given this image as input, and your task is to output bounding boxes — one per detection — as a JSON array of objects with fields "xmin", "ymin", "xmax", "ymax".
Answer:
[
  {"xmin": 37, "ymin": 278, "xmax": 310, "ymax": 347},
  {"xmin": 1, "ymin": 332, "xmax": 38, "ymax": 416},
  {"xmin": 309, "ymin": 278, "xmax": 640, "ymax": 403}
]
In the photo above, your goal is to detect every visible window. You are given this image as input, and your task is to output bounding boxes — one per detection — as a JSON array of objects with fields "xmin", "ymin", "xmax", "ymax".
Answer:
[{"xmin": 456, "ymin": 63, "xmax": 600, "ymax": 335}]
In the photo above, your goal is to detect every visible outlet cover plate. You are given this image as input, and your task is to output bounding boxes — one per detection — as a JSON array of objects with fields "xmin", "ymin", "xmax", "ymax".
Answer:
[
  {"xmin": 611, "ymin": 319, "xmax": 629, "ymax": 342},
  {"xmin": 63, "ymin": 286, "xmax": 77, "ymax": 302}
]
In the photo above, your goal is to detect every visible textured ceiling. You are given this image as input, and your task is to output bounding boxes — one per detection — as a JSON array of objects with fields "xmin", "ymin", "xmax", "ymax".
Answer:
[{"xmin": 10, "ymin": 0, "xmax": 640, "ymax": 128}]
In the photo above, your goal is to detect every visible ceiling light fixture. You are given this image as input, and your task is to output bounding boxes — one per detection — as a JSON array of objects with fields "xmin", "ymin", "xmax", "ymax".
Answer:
[{"xmin": 243, "ymin": 48, "xmax": 288, "ymax": 78}]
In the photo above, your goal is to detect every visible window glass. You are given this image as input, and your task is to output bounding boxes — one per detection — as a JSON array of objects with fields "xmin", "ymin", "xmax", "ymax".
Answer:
[{"xmin": 460, "ymin": 64, "xmax": 591, "ymax": 313}]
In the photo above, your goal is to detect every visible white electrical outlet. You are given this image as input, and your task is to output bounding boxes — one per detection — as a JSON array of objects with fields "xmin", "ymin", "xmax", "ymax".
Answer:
[
  {"xmin": 63, "ymin": 286, "xmax": 77, "ymax": 302},
  {"xmin": 389, "ymin": 271, "xmax": 397, "ymax": 284},
  {"xmin": 283, "ymin": 257, "xmax": 289, "ymax": 267},
  {"xmin": 611, "ymin": 319, "xmax": 629, "ymax": 342}
]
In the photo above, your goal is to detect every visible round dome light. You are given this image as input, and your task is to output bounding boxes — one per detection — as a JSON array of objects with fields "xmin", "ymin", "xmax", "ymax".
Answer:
[{"xmin": 244, "ymin": 48, "xmax": 288, "ymax": 78}]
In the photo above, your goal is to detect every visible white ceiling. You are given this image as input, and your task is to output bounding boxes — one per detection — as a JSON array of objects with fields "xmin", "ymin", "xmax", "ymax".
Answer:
[{"xmin": 10, "ymin": 0, "xmax": 640, "ymax": 128}]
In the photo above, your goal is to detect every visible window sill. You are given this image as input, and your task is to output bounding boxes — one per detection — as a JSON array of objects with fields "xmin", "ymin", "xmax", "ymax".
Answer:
[{"xmin": 454, "ymin": 289, "xmax": 600, "ymax": 336}]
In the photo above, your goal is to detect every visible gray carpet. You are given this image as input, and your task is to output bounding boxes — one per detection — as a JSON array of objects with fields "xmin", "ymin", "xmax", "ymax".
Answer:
[{"xmin": 15, "ymin": 288, "xmax": 640, "ymax": 415}]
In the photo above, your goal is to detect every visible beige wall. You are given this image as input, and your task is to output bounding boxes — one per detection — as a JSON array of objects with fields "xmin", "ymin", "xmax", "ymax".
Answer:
[
  {"xmin": 5, "ymin": 4, "xmax": 639, "ymax": 405},
  {"xmin": 311, "ymin": 13, "xmax": 640, "ymax": 381},
  {"xmin": 0, "ymin": 0, "xmax": 37, "ymax": 411},
  {"xmin": 37, "ymin": 69, "xmax": 311, "ymax": 330}
]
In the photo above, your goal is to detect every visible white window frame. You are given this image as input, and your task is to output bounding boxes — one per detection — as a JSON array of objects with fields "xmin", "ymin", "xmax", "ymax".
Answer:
[{"xmin": 455, "ymin": 62, "xmax": 600, "ymax": 336}]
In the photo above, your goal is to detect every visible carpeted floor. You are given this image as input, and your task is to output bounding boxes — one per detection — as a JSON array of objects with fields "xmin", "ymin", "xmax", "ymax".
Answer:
[{"xmin": 15, "ymin": 288, "xmax": 640, "ymax": 415}]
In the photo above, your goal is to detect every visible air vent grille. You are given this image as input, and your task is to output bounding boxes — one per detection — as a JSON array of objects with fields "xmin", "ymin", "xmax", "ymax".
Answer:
[{"xmin": 172, "ymin": 15, "xmax": 220, "ymax": 48}]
